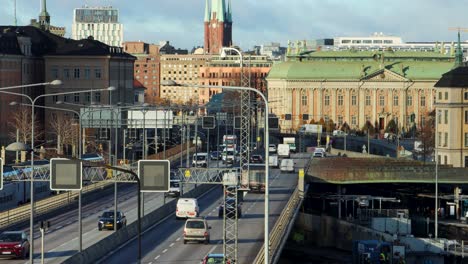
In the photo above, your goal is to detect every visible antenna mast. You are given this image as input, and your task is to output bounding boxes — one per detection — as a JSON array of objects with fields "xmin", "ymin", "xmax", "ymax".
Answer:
[{"xmin": 14, "ymin": 0, "xmax": 17, "ymax": 26}]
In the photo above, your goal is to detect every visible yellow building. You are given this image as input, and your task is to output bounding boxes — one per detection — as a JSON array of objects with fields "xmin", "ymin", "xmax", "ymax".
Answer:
[{"xmin": 267, "ymin": 50, "xmax": 455, "ymax": 133}]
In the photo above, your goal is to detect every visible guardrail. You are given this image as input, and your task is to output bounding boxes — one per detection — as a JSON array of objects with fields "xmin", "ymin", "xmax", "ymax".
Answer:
[
  {"xmin": 253, "ymin": 186, "xmax": 302, "ymax": 264},
  {"xmin": 0, "ymin": 181, "xmax": 110, "ymax": 229}
]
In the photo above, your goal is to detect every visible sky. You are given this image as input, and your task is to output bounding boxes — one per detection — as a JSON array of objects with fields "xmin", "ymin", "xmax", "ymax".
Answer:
[{"xmin": 0, "ymin": 0, "xmax": 467, "ymax": 50}]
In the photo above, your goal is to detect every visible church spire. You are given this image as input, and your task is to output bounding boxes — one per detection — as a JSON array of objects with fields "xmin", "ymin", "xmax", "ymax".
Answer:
[
  {"xmin": 454, "ymin": 31, "xmax": 464, "ymax": 68},
  {"xmin": 204, "ymin": 0, "xmax": 210, "ymax": 22},
  {"xmin": 211, "ymin": 0, "xmax": 224, "ymax": 22},
  {"xmin": 226, "ymin": 0, "xmax": 232, "ymax": 22},
  {"xmin": 40, "ymin": 0, "xmax": 49, "ymax": 17},
  {"xmin": 39, "ymin": 0, "xmax": 50, "ymax": 30}
]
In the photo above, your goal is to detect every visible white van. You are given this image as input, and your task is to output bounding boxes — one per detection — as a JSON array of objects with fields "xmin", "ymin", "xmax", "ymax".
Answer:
[
  {"xmin": 280, "ymin": 159, "xmax": 294, "ymax": 173},
  {"xmin": 332, "ymin": 130, "xmax": 347, "ymax": 137},
  {"xmin": 192, "ymin": 153, "xmax": 208, "ymax": 167},
  {"xmin": 176, "ymin": 198, "xmax": 199, "ymax": 219}
]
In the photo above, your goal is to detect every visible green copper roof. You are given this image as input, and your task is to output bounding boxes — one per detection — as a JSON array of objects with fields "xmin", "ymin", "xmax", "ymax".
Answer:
[
  {"xmin": 204, "ymin": 0, "xmax": 210, "ymax": 22},
  {"xmin": 211, "ymin": 0, "xmax": 225, "ymax": 22},
  {"xmin": 267, "ymin": 51, "xmax": 453, "ymax": 80}
]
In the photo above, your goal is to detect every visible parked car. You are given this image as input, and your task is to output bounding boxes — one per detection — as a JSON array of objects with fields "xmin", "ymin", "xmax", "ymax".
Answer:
[
  {"xmin": 201, "ymin": 253, "xmax": 230, "ymax": 264},
  {"xmin": 333, "ymin": 130, "xmax": 347, "ymax": 137},
  {"xmin": 210, "ymin": 151, "xmax": 222, "ymax": 160},
  {"xmin": 0, "ymin": 231, "xmax": 29, "ymax": 259},
  {"xmin": 250, "ymin": 154, "xmax": 263, "ymax": 163},
  {"xmin": 98, "ymin": 211, "xmax": 127, "ymax": 231},
  {"xmin": 183, "ymin": 217, "xmax": 210, "ymax": 244},
  {"xmin": 218, "ymin": 197, "xmax": 242, "ymax": 218}
]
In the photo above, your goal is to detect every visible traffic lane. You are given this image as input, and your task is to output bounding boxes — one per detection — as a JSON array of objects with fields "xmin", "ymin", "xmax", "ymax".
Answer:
[{"xmin": 99, "ymin": 185, "xmax": 223, "ymax": 264}]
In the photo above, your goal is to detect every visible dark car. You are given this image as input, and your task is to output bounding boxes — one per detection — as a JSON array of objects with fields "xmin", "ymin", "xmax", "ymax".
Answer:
[
  {"xmin": 250, "ymin": 154, "xmax": 263, "ymax": 163},
  {"xmin": 201, "ymin": 253, "xmax": 231, "ymax": 264},
  {"xmin": 210, "ymin": 151, "xmax": 222, "ymax": 160},
  {"xmin": 98, "ymin": 211, "xmax": 127, "ymax": 231},
  {"xmin": 0, "ymin": 231, "xmax": 30, "ymax": 259},
  {"xmin": 218, "ymin": 198, "xmax": 242, "ymax": 218}
]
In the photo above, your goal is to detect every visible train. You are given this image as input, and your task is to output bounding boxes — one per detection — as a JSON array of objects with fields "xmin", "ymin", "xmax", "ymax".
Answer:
[{"xmin": 0, "ymin": 153, "xmax": 105, "ymax": 212}]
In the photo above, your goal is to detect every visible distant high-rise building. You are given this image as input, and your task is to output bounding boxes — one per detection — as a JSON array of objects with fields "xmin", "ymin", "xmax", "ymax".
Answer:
[
  {"xmin": 204, "ymin": 0, "xmax": 233, "ymax": 54},
  {"xmin": 71, "ymin": 6, "xmax": 123, "ymax": 47},
  {"xmin": 30, "ymin": 0, "xmax": 66, "ymax": 37}
]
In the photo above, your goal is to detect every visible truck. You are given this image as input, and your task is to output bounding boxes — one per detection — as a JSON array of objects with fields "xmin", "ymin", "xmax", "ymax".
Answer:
[
  {"xmin": 298, "ymin": 124, "xmax": 322, "ymax": 134},
  {"xmin": 283, "ymin": 137, "xmax": 296, "ymax": 153},
  {"xmin": 245, "ymin": 164, "xmax": 265, "ymax": 193},
  {"xmin": 268, "ymin": 155, "xmax": 279, "ymax": 168},
  {"xmin": 277, "ymin": 144, "xmax": 290, "ymax": 158}
]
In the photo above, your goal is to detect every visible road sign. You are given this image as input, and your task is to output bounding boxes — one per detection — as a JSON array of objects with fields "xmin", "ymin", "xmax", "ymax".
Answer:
[
  {"xmin": 0, "ymin": 158, "xmax": 3, "ymax": 190},
  {"xmin": 202, "ymin": 116, "xmax": 216, "ymax": 129},
  {"xmin": 185, "ymin": 169, "xmax": 191, "ymax": 178},
  {"xmin": 234, "ymin": 116, "xmax": 241, "ymax": 129},
  {"xmin": 268, "ymin": 117, "xmax": 279, "ymax": 130},
  {"xmin": 50, "ymin": 158, "xmax": 82, "ymax": 191},
  {"xmin": 138, "ymin": 160, "xmax": 170, "ymax": 192}
]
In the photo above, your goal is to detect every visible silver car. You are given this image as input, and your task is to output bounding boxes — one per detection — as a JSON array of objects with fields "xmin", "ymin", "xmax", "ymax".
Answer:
[{"xmin": 183, "ymin": 217, "xmax": 210, "ymax": 244}]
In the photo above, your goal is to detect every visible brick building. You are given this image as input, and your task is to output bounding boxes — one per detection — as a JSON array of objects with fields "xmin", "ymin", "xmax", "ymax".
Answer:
[{"xmin": 204, "ymin": 0, "xmax": 233, "ymax": 54}]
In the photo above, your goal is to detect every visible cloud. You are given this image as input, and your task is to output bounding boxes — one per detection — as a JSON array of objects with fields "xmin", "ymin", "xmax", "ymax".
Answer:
[{"xmin": 0, "ymin": 0, "xmax": 465, "ymax": 49}]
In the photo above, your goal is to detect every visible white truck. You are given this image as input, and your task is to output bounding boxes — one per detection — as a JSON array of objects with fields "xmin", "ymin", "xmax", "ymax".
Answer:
[
  {"xmin": 283, "ymin": 137, "xmax": 296, "ymax": 153},
  {"xmin": 298, "ymin": 124, "xmax": 322, "ymax": 134},
  {"xmin": 268, "ymin": 155, "xmax": 279, "ymax": 168},
  {"xmin": 277, "ymin": 144, "xmax": 290, "ymax": 158}
]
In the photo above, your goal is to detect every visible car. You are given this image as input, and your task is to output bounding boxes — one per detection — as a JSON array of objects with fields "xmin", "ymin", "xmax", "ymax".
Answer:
[
  {"xmin": 0, "ymin": 231, "xmax": 29, "ymax": 259},
  {"xmin": 218, "ymin": 197, "xmax": 242, "ymax": 218},
  {"xmin": 313, "ymin": 151, "xmax": 325, "ymax": 158},
  {"xmin": 201, "ymin": 253, "xmax": 231, "ymax": 264},
  {"xmin": 268, "ymin": 144, "xmax": 277, "ymax": 153},
  {"xmin": 280, "ymin": 159, "xmax": 295, "ymax": 173},
  {"xmin": 332, "ymin": 130, "xmax": 347, "ymax": 137},
  {"xmin": 166, "ymin": 178, "xmax": 181, "ymax": 197},
  {"xmin": 210, "ymin": 151, "xmax": 222, "ymax": 160},
  {"xmin": 183, "ymin": 217, "xmax": 210, "ymax": 244},
  {"xmin": 250, "ymin": 154, "xmax": 263, "ymax": 163},
  {"xmin": 98, "ymin": 211, "xmax": 127, "ymax": 231},
  {"xmin": 176, "ymin": 198, "xmax": 199, "ymax": 219},
  {"xmin": 193, "ymin": 153, "xmax": 208, "ymax": 167}
]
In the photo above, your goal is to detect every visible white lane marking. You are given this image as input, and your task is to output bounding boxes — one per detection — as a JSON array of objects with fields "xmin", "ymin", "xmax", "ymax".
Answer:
[
  {"xmin": 55, "ymin": 225, "xmax": 63, "ymax": 230},
  {"xmin": 169, "ymin": 243, "xmax": 174, "ymax": 247},
  {"xmin": 149, "ymin": 262, "xmax": 153, "ymax": 264},
  {"xmin": 155, "ymin": 255, "xmax": 160, "ymax": 260},
  {"xmin": 207, "ymin": 245, "xmax": 218, "ymax": 254},
  {"xmin": 162, "ymin": 249, "xmax": 168, "ymax": 253},
  {"xmin": 176, "ymin": 237, "xmax": 181, "ymax": 241}
]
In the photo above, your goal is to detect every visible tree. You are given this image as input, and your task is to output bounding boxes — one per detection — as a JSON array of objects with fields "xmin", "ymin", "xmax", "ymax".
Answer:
[
  {"xmin": 49, "ymin": 114, "xmax": 79, "ymax": 156},
  {"xmin": 325, "ymin": 119, "xmax": 335, "ymax": 133},
  {"xmin": 340, "ymin": 122, "xmax": 350, "ymax": 133},
  {"xmin": 385, "ymin": 119, "xmax": 397, "ymax": 134},
  {"xmin": 8, "ymin": 108, "xmax": 43, "ymax": 143},
  {"xmin": 417, "ymin": 111, "xmax": 435, "ymax": 163},
  {"xmin": 361, "ymin": 121, "xmax": 375, "ymax": 135}
]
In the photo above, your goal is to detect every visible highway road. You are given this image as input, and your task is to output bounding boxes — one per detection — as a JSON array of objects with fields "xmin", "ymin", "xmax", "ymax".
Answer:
[{"xmin": 99, "ymin": 153, "xmax": 307, "ymax": 264}]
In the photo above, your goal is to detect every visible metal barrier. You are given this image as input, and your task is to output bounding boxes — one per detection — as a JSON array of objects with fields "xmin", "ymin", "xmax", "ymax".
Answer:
[
  {"xmin": 0, "ymin": 181, "xmax": 110, "ymax": 229},
  {"xmin": 253, "ymin": 186, "xmax": 302, "ymax": 264}
]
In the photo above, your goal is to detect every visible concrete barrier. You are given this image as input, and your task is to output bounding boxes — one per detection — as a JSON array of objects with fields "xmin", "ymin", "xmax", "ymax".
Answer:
[{"xmin": 63, "ymin": 184, "xmax": 216, "ymax": 264}]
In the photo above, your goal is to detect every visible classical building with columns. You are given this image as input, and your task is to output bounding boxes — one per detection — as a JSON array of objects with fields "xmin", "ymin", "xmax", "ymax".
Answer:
[{"xmin": 267, "ymin": 50, "xmax": 455, "ymax": 133}]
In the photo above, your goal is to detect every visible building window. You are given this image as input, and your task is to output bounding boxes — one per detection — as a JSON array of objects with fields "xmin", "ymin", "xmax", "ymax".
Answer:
[
  {"xmin": 444, "ymin": 155, "xmax": 448, "ymax": 165},
  {"xmin": 351, "ymin": 95, "xmax": 357, "ymax": 106},
  {"xmin": 338, "ymin": 115, "xmax": 343, "ymax": 125},
  {"xmin": 63, "ymin": 94, "xmax": 69, "ymax": 102},
  {"xmin": 95, "ymin": 92, "xmax": 101, "ymax": 103},
  {"xmin": 438, "ymin": 110, "xmax": 442, "ymax": 124},
  {"xmin": 421, "ymin": 96, "xmax": 426, "ymax": 107},
  {"xmin": 51, "ymin": 68, "xmax": 59, "ymax": 78},
  {"xmin": 301, "ymin": 94, "xmax": 307, "ymax": 106},
  {"xmin": 379, "ymin": 96, "xmax": 385, "ymax": 106},
  {"xmin": 421, "ymin": 116, "xmax": 426, "ymax": 127},
  {"xmin": 74, "ymin": 93, "xmax": 80, "ymax": 103},
  {"xmin": 324, "ymin": 95, "xmax": 330, "ymax": 106},
  {"xmin": 393, "ymin": 95, "xmax": 399, "ymax": 106},
  {"xmin": 74, "ymin": 68, "xmax": 80, "ymax": 79},
  {"xmin": 85, "ymin": 92, "xmax": 91, "ymax": 102},
  {"xmin": 95, "ymin": 69, "xmax": 102, "ymax": 79},
  {"xmin": 465, "ymin": 92, "xmax": 468, "ymax": 100},
  {"xmin": 351, "ymin": 116, "xmax": 357, "ymax": 125},
  {"xmin": 52, "ymin": 95, "xmax": 58, "ymax": 103},
  {"xmin": 365, "ymin": 95, "xmax": 371, "ymax": 106},
  {"xmin": 437, "ymin": 155, "xmax": 441, "ymax": 164},
  {"xmin": 324, "ymin": 115, "xmax": 329, "ymax": 122},
  {"xmin": 84, "ymin": 68, "xmax": 91, "ymax": 79},
  {"xmin": 444, "ymin": 110, "xmax": 448, "ymax": 124},
  {"xmin": 444, "ymin": 132, "xmax": 448, "ymax": 147},
  {"xmin": 438, "ymin": 132, "xmax": 441, "ymax": 146},
  {"xmin": 438, "ymin": 92, "xmax": 442, "ymax": 100},
  {"xmin": 445, "ymin": 92, "xmax": 448, "ymax": 100},
  {"xmin": 407, "ymin": 96, "xmax": 412, "ymax": 106},
  {"xmin": 465, "ymin": 133, "xmax": 468, "ymax": 147},
  {"xmin": 63, "ymin": 69, "xmax": 70, "ymax": 79},
  {"xmin": 338, "ymin": 95, "xmax": 344, "ymax": 106}
]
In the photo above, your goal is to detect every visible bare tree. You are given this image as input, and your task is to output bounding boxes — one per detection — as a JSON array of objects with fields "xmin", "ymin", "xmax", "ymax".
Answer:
[
  {"xmin": 8, "ymin": 108, "xmax": 43, "ymax": 143},
  {"xmin": 416, "ymin": 111, "xmax": 435, "ymax": 163},
  {"xmin": 49, "ymin": 114, "xmax": 79, "ymax": 156}
]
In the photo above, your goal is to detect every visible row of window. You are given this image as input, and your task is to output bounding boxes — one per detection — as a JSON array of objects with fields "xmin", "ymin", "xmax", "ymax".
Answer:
[
  {"xmin": 51, "ymin": 68, "xmax": 102, "ymax": 80},
  {"xmin": 51, "ymin": 92, "xmax": 101, "ymax": 103},
  {"xmin": 304, "ymin": 95, "xmax": 426, "ymax": 107}
]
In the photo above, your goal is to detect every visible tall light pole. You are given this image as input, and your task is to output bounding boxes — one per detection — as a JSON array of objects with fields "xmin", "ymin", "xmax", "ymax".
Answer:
[
  {"xmin": 162, "ymin": 80, "xmax": 269, "ymax": 264},
  {"xmin": 435, "ymin": 111, "xmax": 441, "ymax": 238},
  {"xmin": 2, "ymin": 85, "xmax": 114, "ymax": 263}
]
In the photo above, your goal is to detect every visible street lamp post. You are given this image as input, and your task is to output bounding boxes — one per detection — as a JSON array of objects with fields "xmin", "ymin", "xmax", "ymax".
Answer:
[
  {"xmin": 2, "ymin": 86, "xmax": 114, "ymax": 263},
  {"xmin": 162, "ymin": 80, "xmax": 270, "ymax": 264},
  {"xmin": 435, "ymin": 111, "xmax": 441, "ymax": 238}
]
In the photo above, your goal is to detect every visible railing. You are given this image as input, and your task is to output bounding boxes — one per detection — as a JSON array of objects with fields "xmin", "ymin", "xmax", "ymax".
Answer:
[
  {"xmin": 0, "ymin": 181, "xmax": 110, "ymax": 229},
  {"xmin": 253, "ymin": 186, "xmax": 302, "ymax": 264},
  {"xmin": 444, "ymin": 240, "xmax": 468, "ymax": 257}
]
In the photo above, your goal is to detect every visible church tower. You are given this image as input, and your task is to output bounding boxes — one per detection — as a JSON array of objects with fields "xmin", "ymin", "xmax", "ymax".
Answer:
[
  {"xmin": 204, "ymin": 0, "xmax": 233, "ymax": 54},
  {"xmin": 38, "ymin": 0, "xmax": 50, "ymax": 31}
]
